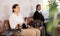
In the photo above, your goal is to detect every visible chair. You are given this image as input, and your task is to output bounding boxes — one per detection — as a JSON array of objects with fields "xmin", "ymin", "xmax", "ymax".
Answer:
[
  {"xmin": 3, "ymin": 20, "xmax": 21, "ymax": 36},
  {"xmin": 0, "ymin": 21, "xmax": 4, "ymax": 35},
  {"xmin": 24, "ymin": 17, "xmax": 33, "ymax": 24},
  {"xmin": 33, "ymin": 20, "xmax": 45, "ymax": 36}
]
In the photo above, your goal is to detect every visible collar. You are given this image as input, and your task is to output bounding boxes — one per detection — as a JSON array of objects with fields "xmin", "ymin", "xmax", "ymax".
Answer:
[
  {"xmin": 37, "ymin": 10, "xmax": 42, "ymax": 13},
  {"xmin": 13, "ymin": 13, "xmax": 20, "ymax": 16}
]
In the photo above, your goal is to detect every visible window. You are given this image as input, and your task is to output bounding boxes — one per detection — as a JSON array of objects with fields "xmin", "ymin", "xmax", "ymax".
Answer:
[{"xmin": 42, "ymin": 0, "xmax": 49, "ymax": 10}]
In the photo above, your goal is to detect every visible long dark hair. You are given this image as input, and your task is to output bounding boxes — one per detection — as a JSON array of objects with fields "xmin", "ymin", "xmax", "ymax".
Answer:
[
  {"xmin": 12, "ymin": 4, "xmax": 19, "ymax": 13},
  {"xmin": 36, "ymin": 4, "xmax": 41, "ymax": 11}
]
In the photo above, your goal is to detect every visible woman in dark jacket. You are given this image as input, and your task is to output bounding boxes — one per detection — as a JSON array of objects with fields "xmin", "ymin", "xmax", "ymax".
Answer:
[
  {"xmin": 33, "ymin": 4, "xmax": 45, "ymax": 26},
  {"xmin": 33, "ymin": 4, "xmax": 46, "ymax": 36}
]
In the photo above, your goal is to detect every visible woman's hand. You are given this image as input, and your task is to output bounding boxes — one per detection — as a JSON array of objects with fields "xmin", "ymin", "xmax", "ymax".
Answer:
[{"xmin": 40, "ymin": 26, "xmax": 44, "ymax": 29}]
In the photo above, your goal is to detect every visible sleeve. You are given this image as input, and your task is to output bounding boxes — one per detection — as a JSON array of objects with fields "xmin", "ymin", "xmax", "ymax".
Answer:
[
  {"xmin": 19, "ymin": 14, "xmax": 24, "ymax": 25},
  {"xmin": 41, "ymin": 15, "xmax": 45, "ymax": 21},
  {"xmin": 9, "ymin": 16, "xmax": 17, "ymax": 29}
]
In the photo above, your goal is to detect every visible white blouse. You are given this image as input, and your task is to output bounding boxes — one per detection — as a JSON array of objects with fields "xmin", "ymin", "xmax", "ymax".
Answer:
[{"xmin": 9, "ymin": 13, "xmax": 24, "ymax": 29}]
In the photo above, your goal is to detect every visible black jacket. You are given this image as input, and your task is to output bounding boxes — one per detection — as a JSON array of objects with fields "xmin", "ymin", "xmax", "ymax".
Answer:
[{"xmin": 33, "ymin": 11, "xmax": 45, "ymax": 22}]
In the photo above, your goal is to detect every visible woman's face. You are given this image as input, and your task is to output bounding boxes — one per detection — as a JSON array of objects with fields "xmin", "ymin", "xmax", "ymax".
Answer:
[
  {"xmin": 14, "ymin": 5, "xmax": 20, "ymax": 13},
  {"xmin": 37, "ymin": 6, "xmax": 41, "ymax": 11}
]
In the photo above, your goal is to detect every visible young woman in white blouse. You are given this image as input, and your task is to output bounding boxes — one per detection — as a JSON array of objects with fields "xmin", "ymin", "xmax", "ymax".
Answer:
[{"xmin": 9, "ymin": 4, "xmax": 24, "ymax": 29}]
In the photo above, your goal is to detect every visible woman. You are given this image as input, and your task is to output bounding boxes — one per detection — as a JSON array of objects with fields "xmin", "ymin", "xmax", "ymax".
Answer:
[
  {"xmin": 33, "ymin": 4, "xmax": 45, "ymax": 36},
  {"xmin": 33, "ymin": 4, "xmax": 45, "ymax": 22},
  {"xmin": 9, "ymin": 4, "xmax": 24, "ymax": 29}
]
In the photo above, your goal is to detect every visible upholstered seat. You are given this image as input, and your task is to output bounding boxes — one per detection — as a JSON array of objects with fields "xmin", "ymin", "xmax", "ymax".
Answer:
[{"xmin": 0, "ymin": 21, "xmax": 4, "ymax": 34}]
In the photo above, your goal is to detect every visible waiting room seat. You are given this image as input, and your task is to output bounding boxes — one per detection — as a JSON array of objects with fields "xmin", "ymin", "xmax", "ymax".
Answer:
[
  {"xmin": 0, "ymin": 21, "xmax": 4, "ymax": 34},
  {"xmin": 3, "ymin": 20, "xmax": 21, "ymax": 36},
  {"xmin": 32, "ymin": 20, "xmax": 45, "ymax": 36}
]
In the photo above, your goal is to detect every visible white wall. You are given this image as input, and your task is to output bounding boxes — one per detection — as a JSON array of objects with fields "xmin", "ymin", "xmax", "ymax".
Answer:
[{"xmin": 0, "ymin": 0, "xmax": 48, "ymax": 21}]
